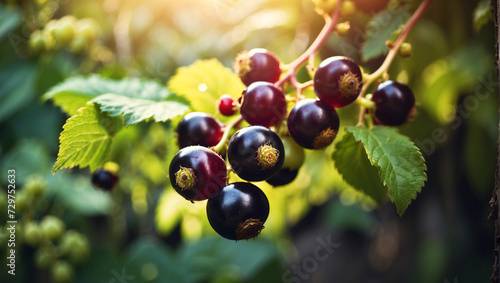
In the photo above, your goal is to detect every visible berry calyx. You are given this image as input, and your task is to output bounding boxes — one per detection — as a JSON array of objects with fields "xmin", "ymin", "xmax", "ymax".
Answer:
[
  {"xmin": 314, "ymin": 56, "xmax": 363, "ymax": 107},
  {"xmin": 176, "ymin": 112, "xmax": 224, "ymax": 149},
  {"xmin": 234, "ymin": 48, "xmax": 281, "ymax": 86},
  {"xmin": 206, "ymin": 182, "xmax": 270, "ymax": 240},
  {"xmin": 287, "ymin": 99, "xmax": 340, "ymax": 149},
  {"xmin": 372, "ymin": 80, "xmax": 416, "ymax": 126},
  {"xmin": 217, "ymin": 94, "xmax": 237, "ymax": 116},
  {"xmin": 169, "ymin": 146, "xmax": 228, "ymax": 201},
  {"xmin": 240, "ymin": 82, "xmax": 287, "ymax": 127},
  {"xmin": 227, "ymin": 126, "xmax": 285, "ymax": 182}
]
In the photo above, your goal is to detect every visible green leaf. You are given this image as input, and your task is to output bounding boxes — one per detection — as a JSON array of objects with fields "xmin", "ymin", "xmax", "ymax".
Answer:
[
  {"xmin": 474, "ymin": 0, "xmax": 492, "ymax": 32},
  {"xmin": 346, "ymin": 126, "xmax": 427, "ymax": 215},
  {"xmin": 333, "ymin": 131, "xmax": 388, "ymax": 203},
  {"xmin": 0, "ymin": 6, "xmax": 22, "ymax": 40},
  {"xmin": 53, "ymin": 104, "xmax": 120, "ymax": 173},
  {"xmin": 91, "ymin": 93, "xmax": 189, "ymax": 126},
  {"xmin": 361, "ymin": 8, "xmax": 410, "ymax": 61},
  {"xmin": 168, "ymin": 59, "xmax": 245, "ymax": 114},
  {"xmin": 43, "ymin": 75, "xmax": 176, "ymax": 116}
]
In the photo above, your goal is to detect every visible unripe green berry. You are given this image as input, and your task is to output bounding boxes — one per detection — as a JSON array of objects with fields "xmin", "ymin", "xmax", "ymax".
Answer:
[
  {"xmin": 41, "ymin": 215, "xmax": 65, "ymax": 241},
  {"xmin": 281, "ymin": 136, "xmax": 305, "ymax": 170},
  {"xmin": 335, "ymin": 21, "xmax": 350, "ymax": 36},
  {"xmin": 69, "ymin": 35, "xmax": 88, "ymax": 53},
  {"xmin": 312, "ymin": 0, "xmax": 337, "ymax": 14},
  {"xmin": 15, "ymin": 191, "xmax": 31, "ymax": 212},
  {"xmin": 51, "ymin": 260, "xmax": 74, "ymax": 283},
  {"xmin": 29, "ymin": 30, "xmax": 45, "ymax": 53},
  {"xmin": 60, "ymin": 230, "xmax": 90, "ymax": 264},
  {"xmin": 76, "ymin": 18, "xmax": 100, "ymax": 42},
  {"xmin": 24, "ymin": 222, "xmax": 43, "ymax": 246},
  {"xmin": 399, "ymin": 42, "xmax": 413, "ymax": 58},
  {"xmin": 341, "ymin": 0, "xmax": 356, "ymax": 17},
  {"xmin": 25, "ymin": 174, "xmax": 47, "ymax": 198},
  {"xmin": 54, "ymin": 16, "xmax": 77, "ymax": 44},
  {"xmin": 35, "ymin": 248, "xmax": 54, "ymax": 270}
]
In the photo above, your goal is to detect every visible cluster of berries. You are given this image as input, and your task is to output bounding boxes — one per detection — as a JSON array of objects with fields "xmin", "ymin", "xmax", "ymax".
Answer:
[
  {"xmin": 167, "ymin": 47, "xmax": 415, "ymax": 241},
  {"xmin": 29, "ymin": 16, "xmax": 101, "ymax": 54}
]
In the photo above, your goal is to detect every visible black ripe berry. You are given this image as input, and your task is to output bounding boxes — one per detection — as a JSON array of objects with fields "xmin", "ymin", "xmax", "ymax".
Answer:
[
  {"xmin": 227, "ymin": 126, "xmax": 285, "ymax": 182},
  {"xmin": 169, "ymin": 146, "xmax": 228, "ymax": 201},
  {"xmin": 206, "ymin": 182, "xmax": 270, "ymax": 240},
  {"xmin": 91, "ymin": 169, "xmax": 118, "ymax": 191},
  {"xmin": 266, "ymin": 136, "xmax": 305, "ymax": 187},
  {"xmin": 234, "ymin": 48, "xmax": 282, "ymax": 86},
  {"xmin": 266, "ymin": 168, "xmax": 299, "ymax": 187},
  {"xmin": 287, "ymin": 99, "xmax": 340, "ymax": 150},
  {"xmin": 240, "ymin": 82, "xmax": 287, "ymax": 128},
  {"xmin": 217, "ymin": 94, "xmax": 237, "ymax": 116},
  {"xmin": 372, "ymin": 80, "xmax": 416, "ymax": 126},
  {"xmin": 314, "ymin": 56, "xmax": 363, "ymax": 108},
  {"xmin": 176, "ymin": 112, "xmax": 224, "ymax": 149}
]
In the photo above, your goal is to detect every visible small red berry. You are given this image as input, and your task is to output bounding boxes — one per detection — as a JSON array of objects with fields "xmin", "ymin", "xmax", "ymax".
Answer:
[{"xmin": 217, "ymin": 94, "xmax": 237, "ymax": 116}]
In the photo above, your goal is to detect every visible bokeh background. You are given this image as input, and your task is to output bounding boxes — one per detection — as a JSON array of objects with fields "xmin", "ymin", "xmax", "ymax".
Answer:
[{"xmin": 0, "ymin": 0, "xmax": 497, "ymax": 282}]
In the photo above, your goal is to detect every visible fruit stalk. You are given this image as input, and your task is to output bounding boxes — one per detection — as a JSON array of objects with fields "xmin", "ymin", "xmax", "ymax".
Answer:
[
  {"xmin": 212, "ymin": 116, "xmax": 243, "ymax": 153},
  {"xmin": 275, "ymin": 0, "xmax": 344, "ymax": 89}
]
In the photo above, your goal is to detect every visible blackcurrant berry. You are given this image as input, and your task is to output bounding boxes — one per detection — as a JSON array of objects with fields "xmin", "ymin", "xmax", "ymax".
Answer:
[
  {"xmin": 169, "ymin": 146, "xmax": 228, "ymax": 201},
  {"xmin": 176, "ymin": 112, "xmax": 224, "ymax": 149},
  {"xmin": 234, "ymin": 48, "xmax": 282, "ymax": 86},
  {"xmin": 314, "ymin": 56, "xmax": 363, "ymax": 107},
  {"xmin": 206, "ymin": 182, "xmax": 270, "ymax": 240},
  {"xmin": 372, "ymin": 80, "xmax": 416, "ymax": 126},
  {"xmin": 227, "ymin": 126, "xmax": 285, "ymax": 182},
  {"xmin": 266, "ymin": 168, "xmax": 299, "ymax": 187},
  {"xmin": 240, "ymin": 82, "xmax": 287, "ymax": 127},
  {"xmin": 217, "ymin": 94, "xmax": 237, "ymax": 116},
  {"xmin": 287, "ymin": 99, "xmax": 340, "ymax": 149},
  {"xmin": 352, "ymin": 0, "xmax": 389, "ymax": 14},
  {"xmin": 266, "ymin": 136, "xmax": 305, "ymax": 187},
  {"xmin": 91, "ymin": 168, "xmax": 118, "ymax": 191}
]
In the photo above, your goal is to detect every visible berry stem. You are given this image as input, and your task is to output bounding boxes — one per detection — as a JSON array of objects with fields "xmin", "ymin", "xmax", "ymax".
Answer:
[
  {"xmin": 275, "ymin": 0, "xmax": 344, "ymax": 90},
  {"xmin": 357, "ymin": 0, "xmax": 434, "ymax": 125},
  {"xmin": 212, "ymin": 116, "xmax": 244, "ymax": 153}
]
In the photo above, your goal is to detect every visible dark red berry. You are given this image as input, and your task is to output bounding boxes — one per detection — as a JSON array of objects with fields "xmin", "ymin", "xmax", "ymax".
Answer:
[
  {"xmin": 287, "ymin": 99, "xmax": 340, "ymax": 150},
  {"xmin": 217, "ymin": 94, "xmax": 237, "ymax": 116},
  {"xmin": 234, "ymin": 48, "xmax": 281, "ymax": 86},
  {"xmin": 91, "ymin": 169, "xmax": 118, "ymax": 191},
  {"xmin": 169, "ymin": 146, "xmax": 228, "ymax": 201},
  {"xmin": 240, "ymin": 82, "xmax": 287, "ymax": 127},
  {"xmin": 352, "ymin": 0, "xmax": 390, "ymax": 14},
  {"xmin": 206, "ymin": 182, "xmax": 270, "ymax": 240},
  {"xmin": 227, "ymin": 126, "xmax": 285, "ymax": 182},
  {"xmin": 372, "ymin": 80, "xmax": 416, "ymax": 126},
  {"xmin": 314, "ymin": 56, "xmax": 363, "ymax": 108},
  {"xmin": 176, "ymin": 112, "xmax": 224, "ymax": 149}
]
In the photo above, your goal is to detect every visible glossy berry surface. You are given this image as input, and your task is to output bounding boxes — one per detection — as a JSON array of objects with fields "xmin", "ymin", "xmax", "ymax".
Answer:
[
  {"xmin": 176, "ymin": 112, "xmax": 224, "ymax": 149},
  {"xmin": 288, "ymin": 99, "xmax": 340, "ymax": 150},
  {"xmin": 169, "ymin": 146, "xmax": 228, "ymax": 201},
  {"xmin": 352, "ymin": 0, "xmax": 390, "ymax": 14},
  {"xmin": 372, "ymin": 80, "xmax": 416, "ymax": 126},
  {"xmin": 217, "ymin": 94, "xmax": 237, "ymax": 116},
  {"xmin": 206, "ymin": 182, "xmax": 270, "ymax": 240},
  {"xmin": 227, "ymin": 126, "xmax": 285, "ymax": 181},
  {"xmin": 240, "ymin": 82, "xmax": 287, "ymax": 127},
  {"xmin": 266, "ymin": 168, "xmax": 299, "ymax": 187},
  {"xmin": 234, "ymin": 48, "xmax": 281, "ymax": 86},
  {"xmin": 314, "ymin": 56, "xmax": 363, "ymax": 108},
  {"xmin": 91, "ymin": 169, "xmax": 118, "ymax": 191}
]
